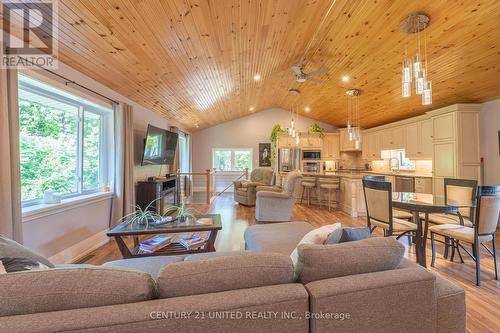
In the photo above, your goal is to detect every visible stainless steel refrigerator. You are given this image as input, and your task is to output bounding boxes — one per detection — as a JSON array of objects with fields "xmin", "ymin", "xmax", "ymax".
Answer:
[{"xmin": 278, "ymin": 148, "xmax": 301, "ymax": 172}]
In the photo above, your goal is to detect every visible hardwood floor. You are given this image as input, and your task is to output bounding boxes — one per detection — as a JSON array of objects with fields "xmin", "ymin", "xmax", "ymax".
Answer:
[{"xmin": 84, "ymin": 193, "xmax": 500, "ymax": 333}]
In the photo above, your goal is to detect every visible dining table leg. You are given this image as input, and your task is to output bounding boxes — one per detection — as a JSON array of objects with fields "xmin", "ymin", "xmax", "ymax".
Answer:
[
  {"xmin": 412, "ymin": 211, "xmax": 422, "ymax": 266},
  {"xmin": 420, "ymin": 212, "xmax": 430, "ymax": 268}
]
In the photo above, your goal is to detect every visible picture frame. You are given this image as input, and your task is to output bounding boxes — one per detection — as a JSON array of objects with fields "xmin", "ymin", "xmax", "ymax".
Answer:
[{"xmin": 259, "ymin": 143, "xmax": 271, "ymax": 167}]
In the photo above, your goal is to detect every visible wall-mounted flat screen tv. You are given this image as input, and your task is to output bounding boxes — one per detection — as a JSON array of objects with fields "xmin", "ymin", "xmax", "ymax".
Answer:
[{"xmin": 141, "ymin": 124, "xmax": 178, "ymax": 166}]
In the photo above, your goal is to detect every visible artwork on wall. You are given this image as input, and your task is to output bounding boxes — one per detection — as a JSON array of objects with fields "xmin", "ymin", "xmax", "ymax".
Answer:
[{"xmin": 259, "ymin": 143, "xmax": 271, "ymax": 167}]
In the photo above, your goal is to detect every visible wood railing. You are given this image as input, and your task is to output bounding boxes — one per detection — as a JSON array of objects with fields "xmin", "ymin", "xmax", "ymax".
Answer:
[{"xmin": 177, "ymin": 168, "xmax": 249, "ymax": 204}]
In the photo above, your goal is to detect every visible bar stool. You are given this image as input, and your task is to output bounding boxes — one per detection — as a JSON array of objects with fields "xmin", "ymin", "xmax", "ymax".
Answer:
[
  {"xmin": 318, "ymin": 177, "xmax": 340, "ymax": 211},
  {"xmin": 300, "ymin": 177, "xmax": 316, "ymax": 206}
]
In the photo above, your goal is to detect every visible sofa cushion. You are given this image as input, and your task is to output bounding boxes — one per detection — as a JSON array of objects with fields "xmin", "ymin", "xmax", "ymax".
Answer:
[
  {"xmin": 0, "ymin": 257, "xmax": 50, "ymax": 273},
  {"xmin": 290, "ymin": 223, "xmax": 342, "ymax": 265},
  {"xmin": 0, "ymin": 234, "xmax": 54, "ymax": 268},
  {"xmin": 184, "ymin": 250, "xmax": 248, "ymax": 261},
  {"xmin": 338, "ymin": 227, "xmax": 371, "ymax": 243},
  {"xmin": 103, "ymin": 256, "xmax": 183, "ymax": 277},
  {"xmin": 157, "ymin": 253, "xmax": 294, "ymax": 298},
  {"xmin": 297, "ymin": 237, "xmax": 405, "ymax": 284},
  {"xmin": 0, "ymin": 267, "xmax": 155, "ymax": 317},
  {"xmin": 244, "ymin": 222, "xmax": 314, "ymax": 255}
]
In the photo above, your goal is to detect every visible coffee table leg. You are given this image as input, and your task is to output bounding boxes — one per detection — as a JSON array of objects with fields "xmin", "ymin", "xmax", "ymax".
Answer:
[
  {"xmin": 115, "ymin": 236, "xmax": 133, "ymax": 258},
  {"xmin": 207, "ymin": 230, "xmax": 218, "ymax": 252}
]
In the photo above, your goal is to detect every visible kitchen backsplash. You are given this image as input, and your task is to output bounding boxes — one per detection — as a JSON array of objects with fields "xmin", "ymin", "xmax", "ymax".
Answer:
[{"xmin": 371, "ymin": 159, "xmax": 432, "ymax": 175}]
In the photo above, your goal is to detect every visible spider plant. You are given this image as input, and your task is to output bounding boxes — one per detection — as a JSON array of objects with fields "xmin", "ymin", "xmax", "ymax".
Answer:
[
  {"xmin": 163, "ymin": 197, "xmax": 200, "ymax": 223},
  {"xmin": 118, "ymin": 198, "xmax": 162, "ymax": 228}
]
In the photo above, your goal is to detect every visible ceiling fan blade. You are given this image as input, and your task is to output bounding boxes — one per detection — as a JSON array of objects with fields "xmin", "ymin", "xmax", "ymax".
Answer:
[
  {"xmin": 306, "ymin": 67, "xmax": 328, "ymax": 76},
  {"xmin": 272, "ymin": 76, "xmax": 294, "ymax": 81},
  {"xmin": 291, "ymin": 65, "xmax": 303, "ymax": 75},
  {"xmin": 305, "ymin": 77, "xmax": 321, "ymax": 83}
]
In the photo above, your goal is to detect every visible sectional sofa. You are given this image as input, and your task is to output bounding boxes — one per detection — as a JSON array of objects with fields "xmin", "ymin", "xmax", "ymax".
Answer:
[{"xmin": 0, "ymin": 222, "xmax": 465, "ymax": 332}]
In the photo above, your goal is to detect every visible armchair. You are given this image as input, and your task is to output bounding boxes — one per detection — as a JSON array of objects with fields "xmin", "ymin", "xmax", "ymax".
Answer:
[
  {"xmin": 255, "ymin": 171, "xmax": 303, "ymax": 222},
  {"xmin": 233, "ymin": 167, "xmax": 274, "ymax": 206}
]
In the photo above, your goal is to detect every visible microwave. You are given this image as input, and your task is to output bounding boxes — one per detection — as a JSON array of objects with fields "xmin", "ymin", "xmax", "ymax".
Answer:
[{"xmin": 302, "ymin": 150, "xmax": 321, "ymax": 160}]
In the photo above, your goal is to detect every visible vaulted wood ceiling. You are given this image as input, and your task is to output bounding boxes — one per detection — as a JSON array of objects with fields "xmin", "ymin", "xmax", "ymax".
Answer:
[{"xmin": 5, "ymin": 0, "xmax": 500, "ymax": 130}]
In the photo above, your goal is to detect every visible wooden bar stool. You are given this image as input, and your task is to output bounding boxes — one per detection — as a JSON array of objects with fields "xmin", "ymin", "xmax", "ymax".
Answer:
[
  {"xmin": 300, "ymin": 177, "xmax": 316, "ymax": 206},
  {"xmin": 318, "ymin": 177, "xmax": 340, "ymax": 211}
]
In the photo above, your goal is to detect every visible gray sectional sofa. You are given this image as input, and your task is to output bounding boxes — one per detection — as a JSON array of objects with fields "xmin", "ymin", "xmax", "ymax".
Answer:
[{"xmin": 0, "ymin": 222, "xmax": 466, "ymax": 332}]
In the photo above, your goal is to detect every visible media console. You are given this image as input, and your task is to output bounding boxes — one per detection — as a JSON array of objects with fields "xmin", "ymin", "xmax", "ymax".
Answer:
[{"xmin": 136, "ymin": 176, "xmax": 180, "ymax": 214}]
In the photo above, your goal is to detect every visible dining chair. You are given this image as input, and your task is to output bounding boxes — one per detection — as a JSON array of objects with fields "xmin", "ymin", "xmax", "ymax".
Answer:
[
  {"xmin": 362, "ymin": 175, "xmax": 413, "ymax": 221},
  {"xmin": 430, "ymin": 186, "xmax": 500, "ymax": 286},
  {"xmin": 424, "ymin": 178, "xmax": 478, "ymax": 258},
  {"xmin": 362, "ymin": 179, "xmax": 417, "ymax": 243}
]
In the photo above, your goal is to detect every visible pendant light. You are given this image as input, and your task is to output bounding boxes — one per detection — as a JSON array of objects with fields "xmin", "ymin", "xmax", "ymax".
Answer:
[
  {"xmin": 346, "ymin": 89, "xmax": 361, "ymax": 147},
  {"xmin": 400, "ymin": 13, "xmax": 432, "ymax": 105}
]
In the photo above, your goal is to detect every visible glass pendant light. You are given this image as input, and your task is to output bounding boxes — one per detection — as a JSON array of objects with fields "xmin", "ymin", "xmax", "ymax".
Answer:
[
  {"xmin": 402, "ymin": 81, "xmax": 411, "ymax": 98},
  {"xmin": 422, "ymin": 80, "xmax": 432, "ymax": 105},
  {"xmin": 415, "ymin": 71, "xmax": 425, "ymax": 95},
  {"xmin": 402, "ymin": 58, "xmax": 412, "ymax": 83},
  {"xmin": 295, "ymin": 133, "xmax": 300, "ymax": 145},
  {"xmin": 413, "ymin": 53, "xmax": 422, "ymax": 78}
]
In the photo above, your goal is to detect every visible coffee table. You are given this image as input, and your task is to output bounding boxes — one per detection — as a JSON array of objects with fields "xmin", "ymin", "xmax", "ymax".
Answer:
[{"xmin": 107, "ymin": 214, "xmax": 222, "ymax": 258}]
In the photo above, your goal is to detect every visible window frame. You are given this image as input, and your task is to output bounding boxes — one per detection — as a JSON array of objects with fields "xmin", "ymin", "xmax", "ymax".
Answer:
[
  {"xmin": 212, "ymin": 148, "xmax": 253, "ymax": 172},
  {"xmin": 18, "ymin": 74, "xmax": 113, "ymax": 207}
]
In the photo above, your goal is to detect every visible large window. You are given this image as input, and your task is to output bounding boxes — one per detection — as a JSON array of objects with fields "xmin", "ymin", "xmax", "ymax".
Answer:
[
  {"xmin": 18, "ymin": 74, "xmax": 113, "ymax": 206},
  {"xmin": 212, "ymin": 148, "xmax": 252, "ymax": 172}
]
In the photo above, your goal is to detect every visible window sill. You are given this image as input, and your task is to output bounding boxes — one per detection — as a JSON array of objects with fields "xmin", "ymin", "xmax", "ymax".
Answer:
[{"xmin": 22, "ymin": 192, "xmax": 114, "ymax": 222}]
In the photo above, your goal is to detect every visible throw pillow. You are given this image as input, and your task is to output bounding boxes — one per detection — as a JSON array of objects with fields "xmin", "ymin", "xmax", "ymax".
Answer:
[
  {"xmin": 0, "ymin": 234, "xmax": 54, "ymax": 268},
  {"xmin": 0, "ymin": 261, "xmax": 5, "ymax": 274},
  {"xmin": 339, "ymin": 227, "xmax": 371, "ymax": 243},
  {"xmin": 290, "ymin": 223, "xmax": 342, "ymax": 266},
  {"xmin": 0, "ymin": 257, "xmax": 50, "ymax": 273},
  {"xmin": 323, "ymin": 226, "xmax": 344, "ymax": 245}
]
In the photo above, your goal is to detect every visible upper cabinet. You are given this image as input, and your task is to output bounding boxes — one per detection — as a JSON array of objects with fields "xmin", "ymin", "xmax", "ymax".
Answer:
[
  {"xmin": 405, "ymin": 119, "xmax": 433, "ymax": 159},
  {"xmin": 277, "ymin": 133, "xmax": 294, "ymax": 148},
  {"xmin": 380, "ymin": 127, "xmax": 405, "ymax": 150},
  {"xmin": 322, "ymin": 133, "xmax": 340, "ymax": 160},
  {"xmin": 362, "ymin": 131, "xmax": 381, "ymax": 160},
  {"xmin": 301, "ymin": 133, "xmax": 322, "ymax": 149},
  {"xmin": 339, "ymin": 128, "xmax": 362, "ymax": 151}
]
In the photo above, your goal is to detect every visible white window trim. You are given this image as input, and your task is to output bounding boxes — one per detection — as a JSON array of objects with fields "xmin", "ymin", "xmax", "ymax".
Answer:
[
  {"xmin": 212, "ymin": 148, "xmax": 253, "ymax": 172},
  {"xmin": 22, "ymin": 191, "xmax": 114, "ymax": 222},
  {"xmin": 18, "ymin": 73, "xmax": 114, "ymax": 208}
]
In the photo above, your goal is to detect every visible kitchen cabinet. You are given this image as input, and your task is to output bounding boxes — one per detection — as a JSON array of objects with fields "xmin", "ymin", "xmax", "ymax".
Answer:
[
  {"xmin": 405, "ymin": 119, "xmax": 433, "ymax": 159},
  {"xmin": 415, "ymin": 177, "xmax": 432, "ymax": 194},
  {"xmin": 362, "ymin": 131, "xmax": 381, "ymax": 160},
  {"xmin": 278, "ymin": 134, "xmax": 294, "ymax": 148},
  {"xmin": 301, "ymin": 133, "xmax": 322, "ymax": 149},
  {"xmin": 322, "ymin": 133, "xmax": 340, "ymax": 159},
  {"xmin": 339, "ymin": 178, "xmax": 366, "ymax": 217},
  {"xmin": 380, "ymin": 127, "xmax": 405, "ymax": 150},
  {"xmin": 339, "ymin": 128, "xmax": 362, "ymax": 151},
  {"xmin": 432, "ymin": 112, "xmax": 455, "ymax": 142}
]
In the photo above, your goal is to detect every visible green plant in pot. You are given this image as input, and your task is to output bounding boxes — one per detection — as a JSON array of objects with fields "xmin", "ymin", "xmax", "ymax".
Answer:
[
  {"xmin": 118, "ymin": 199, "xmax": 162, "ymax": 228},
  {"xmin": 163, "ymin": 198, "xmax": 200, "ymax": 223},
  {"xmin": 269, "ymin": 124, "xmax": 283, "ymax": 161},
  {"xmin": 308, "ymin": 123, "xmax": 325, "ymax": 138}
]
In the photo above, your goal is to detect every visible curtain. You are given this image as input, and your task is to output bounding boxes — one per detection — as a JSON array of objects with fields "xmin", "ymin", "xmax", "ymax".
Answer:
[
  {"xmin": 0, "ymin": 67, "xmax": 22, "ymax": 242},
  {"xmin": 110, "ymin": 102, "xmax": 135, "ymax": 227}
]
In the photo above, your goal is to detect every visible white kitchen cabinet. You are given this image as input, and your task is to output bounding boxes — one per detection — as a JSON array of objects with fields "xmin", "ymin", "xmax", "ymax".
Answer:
[
  {"xmin": 362, "ymin": 131, "xmax": 381, "ymax": 160},
  {"xmin": 405, "ymin": 123, "xmax": 419, "ymax": 158},
  {"xmin": 301, "ymin": 133, "xmax": 322, "ymax": 149},
  {"xmin": 405, "ymin": 119, "xmax": 433, "ymax": 159},
  {"xmin": 379, "ymin": 127, "xmax": 405, "ymax": 150},
  {"xmin": 420, "ymin": 119, "xmax": 433, "ymax": 157},
  {"xmin": 322, "ymin": 133, "xmax": 340, "ymax": 159},
  {"xmin": 278, "ymin": 134, "xmax": 294, "ymax": 148}
]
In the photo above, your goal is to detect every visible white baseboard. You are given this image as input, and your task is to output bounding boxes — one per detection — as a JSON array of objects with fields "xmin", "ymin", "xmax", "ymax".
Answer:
[{"xmin": 48, "ymin": 229, "xmax": 110, "ymax": 264}]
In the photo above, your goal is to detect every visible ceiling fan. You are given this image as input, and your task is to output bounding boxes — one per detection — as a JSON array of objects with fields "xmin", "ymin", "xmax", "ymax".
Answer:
[{"xmin": 286, "ymin": 65, "xmax": 328, "ymax": 84}]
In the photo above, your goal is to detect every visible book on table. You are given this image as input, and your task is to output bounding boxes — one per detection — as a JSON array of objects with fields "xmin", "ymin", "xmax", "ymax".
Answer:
[
  {"xmin": 139, "ymin": 235, "xmax": 172, "ymax": 253},
  {"xmin": 179, "ymin": 232, "xmax": 208, "ymax": 250}
]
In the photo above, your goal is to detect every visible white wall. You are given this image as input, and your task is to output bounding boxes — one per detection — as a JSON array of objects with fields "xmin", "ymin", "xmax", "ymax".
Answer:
[
  {"xmin": 191, "ymin": 108, "xmax": 336, "ymax": 190},
  {"xmin": 480, "ymin": 99, "xmax": 500, "ymax": 185},
  {"xmin": 22, "ymin": 60, "xmax": 187, "ymax": 260}
]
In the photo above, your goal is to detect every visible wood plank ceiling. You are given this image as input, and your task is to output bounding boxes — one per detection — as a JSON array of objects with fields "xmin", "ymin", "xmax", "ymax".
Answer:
[{"xmin": 5, "ymin": 0, "xmax": 500, "ymax": 130}]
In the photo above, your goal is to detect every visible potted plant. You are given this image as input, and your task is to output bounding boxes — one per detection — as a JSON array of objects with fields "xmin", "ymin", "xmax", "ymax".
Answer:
[
  {"xmin": 308, "ymin": 123, "xmax": 325, "ymax": 138},
  {"xmin": 163, "ymin": 197, "xmax": 199, "ymax": 223},
  {"xmin": 269, "ymin": 124, "xmax": 283, "ymax": 161},
  {"xmin": 118, "ymin": 199, "xmax": 162, "ymax": 227}
]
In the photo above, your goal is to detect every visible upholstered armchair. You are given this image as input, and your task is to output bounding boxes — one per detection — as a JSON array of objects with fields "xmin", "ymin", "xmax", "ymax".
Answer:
[
  {"xmin": 233, "ymin": 167, "xmax": 274, "ymax": 206},
  {"xmin": 255, "ymin": 171, "xmax": 303, "ymax": 222}
]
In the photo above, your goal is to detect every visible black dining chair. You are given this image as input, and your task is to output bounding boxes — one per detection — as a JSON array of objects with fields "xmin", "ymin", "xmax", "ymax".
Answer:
[
  {"xmin": 430, "ymin": 186, "xmax": 500, "ymax": 286},
  {"xmin": 362, "ymin": 179, "xmax": 417, "ymax": 243},
  {"xmin": 362, "ymin": 175, "xmax": 413, "ymax": 221}
]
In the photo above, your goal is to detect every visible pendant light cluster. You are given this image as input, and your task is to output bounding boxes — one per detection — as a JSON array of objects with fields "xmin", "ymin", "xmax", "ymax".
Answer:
[
  {"xmin": 346, "ymin": 89, "xmax": 361, "ymax": 150},
  {"xmin": 288, "ymin": 104, "xmax": 300, "ymax": 145},
  {"xmin": 400, "ymin": 13, "xmax": 432, "ymax": 105}
]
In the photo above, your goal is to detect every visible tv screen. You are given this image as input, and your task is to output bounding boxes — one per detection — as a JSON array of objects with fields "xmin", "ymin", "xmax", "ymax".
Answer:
[{"xmin": 141, "ymin": 125, "xmax": 178, "ymax": 166}]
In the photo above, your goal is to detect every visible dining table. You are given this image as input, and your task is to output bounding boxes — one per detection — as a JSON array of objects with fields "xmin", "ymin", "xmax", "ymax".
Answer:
[{"xmin": 391, "ymin": 192, "xmax": 475, "ymax": 267}]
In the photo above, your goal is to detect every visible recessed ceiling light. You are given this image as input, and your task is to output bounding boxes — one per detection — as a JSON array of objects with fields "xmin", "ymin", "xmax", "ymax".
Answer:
[
  {"xmin": 342, "ymin": 75, "xmax": 350, "ymax": 82},
  {"xmin": 304, "ymin": 107, "xmax": 311, "ymax": 112},
  {"xmin": 249, "ymin": 106, "xmax": 255, "ymax": 111},
  {"xmin": 195, "ymin": 123, "xmax": 200, "ymax": 128},
  {"xmin": 253, "ymin": 74, "xmax": 261, "ymax": 81}
]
